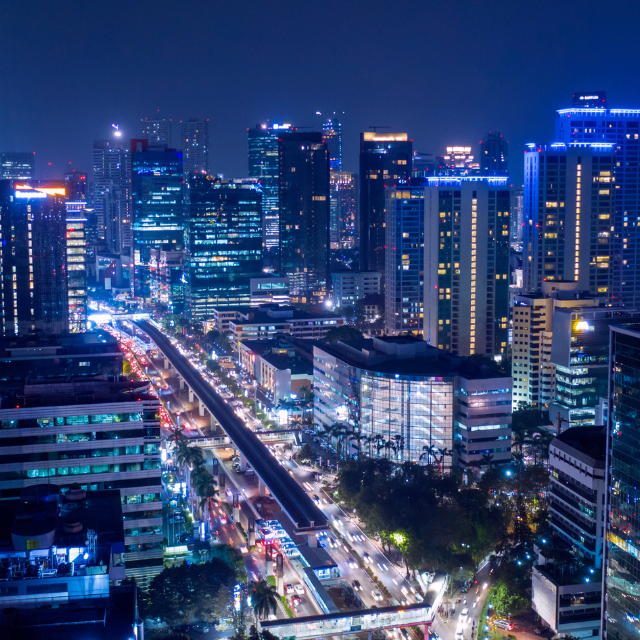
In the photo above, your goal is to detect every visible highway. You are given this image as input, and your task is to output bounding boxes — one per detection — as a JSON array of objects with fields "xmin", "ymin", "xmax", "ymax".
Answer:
[{"xmin": 134, "ymin": 319, "xmax": 328, "ymax": 534}]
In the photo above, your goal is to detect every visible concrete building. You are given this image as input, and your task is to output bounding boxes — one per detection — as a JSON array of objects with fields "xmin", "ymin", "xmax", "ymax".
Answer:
[
  {"xmin": 512, "ymin": 281, "xmax": 601, "ymax": 410},
  {"xmin": 237, "ymin": 337, "xmax": 314, "ymax": 403},
  {"xmin": 249, "ymin": 276, "xmax": 289, "ymax": 306},
  {"xmin": 0, "ymin": 378, "xmax": 163, "ymax": 587},
  {"xmin": 330, "ymin": 271, "xmax": 382, "ymax": 309},
  {"xmin": 210, "ymin": 304, "xmax": 343, "ymax": 346},
  {"xmin": 532, "ymin": 425, "xmax": 606, "ymax": 639},
  {"xmin": 313, "ymin": 336, "xmax": 511, "ymax": 470}
]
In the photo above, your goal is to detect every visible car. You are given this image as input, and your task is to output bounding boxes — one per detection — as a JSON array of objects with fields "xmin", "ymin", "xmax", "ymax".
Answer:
[
  {"xmin": 291, "ymin": 595, "xmax": 302, "ymax": 606},
  {"xmin": 220, "ymin": 515, "xmax": 228, "ymax": 524},
  {"xmin": 400, "ymin": 596, "xmax": 409, "ymax": 605},
  {"xmin": 285, "ymin": 584, "xmax": 294, "ymax": 594},
  {"xmin": 400, "ymin": 629, "xmax": 411, "ymax": 640},
  {"xmin": 352, "ymin": 580, "xmax": 362, "ymax": 591},
  {"xmin": 455, "ymin": 628, "xmax": 464, "ymax": 640},
  {"xmin": 372, "ymin": 589, "xmax": 383, "ymax": 602},
  {"xmin": 415, "ymin": 593, "xmax": 424, "ymax": 603},
  {"xmin": 240, "ymin": 544, "xmax": 248, "ymax": 554},
  {"xmin": 362, "ymin": 552, "xmax": 373, "ymax": 563},
  {"xmin": 192, "ymin": 622, "xmax": 211, "ymax": 633},
  {"xmin": 461, "ymin": 607, "xmax": 469, "ymax": 623},
  {"xmin": 312, "ymin": 494, "xmax": 321, "ymax": 506},
  {"xmin": 294, "ymin": 583, "xmax": 305, "ymax": 595},
  {"xmin": 493, "ymin": 620, "xmax": 514, "ymax": 631},
  {"xmin": 348, "ymin": 556, "xmax": 358, "ymax": 569}
]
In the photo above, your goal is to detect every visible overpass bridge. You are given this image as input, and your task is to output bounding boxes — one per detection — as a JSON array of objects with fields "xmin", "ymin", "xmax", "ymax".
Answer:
[
  {"xmin": 259, "ymin": 574, "xmax": 447, "ymax": 639},
  {"xmin": 133, "ymin": 320, "xmax": 328, "ymax": 537},
  {"xmin": 186, "ymin": 429, "xmax": 302, "ymax": 449}
]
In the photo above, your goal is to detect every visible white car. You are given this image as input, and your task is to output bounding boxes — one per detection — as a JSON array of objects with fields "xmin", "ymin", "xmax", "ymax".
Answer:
[
  {"xmin": 455, "ymin": 629, "xmax": 464, "ymax": 640},
  {"xmin": 372, "ymin": 589, "xmax": 383, "ymax": 602},
  {"xmin": 285, "ymin": 584, "xmax": 294, "ymax": 594},
  {"xmin": 294, "ymin": 584, "xmax": 305, "ymax": 595}
]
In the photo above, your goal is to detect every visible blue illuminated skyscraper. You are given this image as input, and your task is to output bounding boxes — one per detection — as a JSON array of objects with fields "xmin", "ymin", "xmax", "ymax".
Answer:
[
  {"xmin": 322, "ymin": 118, "xmax": 342, "ymax": 170},
  {"xmin": 131, "ymin": 140, "xmax": 185, "ymax": 299},
  {"xmin": 186, "ymin": 173, "xmax": 263, "ymax": 318},
  {"xmin": 248, "ymin": 123, "xmax": 291, "ymax": 253},
  {"xmin": 555, "ymin": 92, "xmax": 640, "ymax": 306}
]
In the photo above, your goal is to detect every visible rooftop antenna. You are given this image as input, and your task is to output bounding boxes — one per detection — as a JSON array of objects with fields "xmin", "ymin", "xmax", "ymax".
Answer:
[{"xmin": 369, "ymin": 125, "xmax": 391, "ymax": 132}]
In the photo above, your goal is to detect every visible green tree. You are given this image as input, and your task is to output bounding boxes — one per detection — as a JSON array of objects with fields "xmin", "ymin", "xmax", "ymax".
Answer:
[
  {"xmin": 142, "ymin": 558, "xmax": 236, "ymax": 626},
  {"xmin": 250, "ymin": 580, "xmax": 279, "ymax": 620},
  {"xmin": 323, "ymin": 326, "xmax": 364, "ymax": 344},
  {"xmin": 206, "ymin": 359, "xmax": 220, "ymax": 372},
  {"xmin": 296, "ymin": 443, "xmax": 317, "ymax": 464}
]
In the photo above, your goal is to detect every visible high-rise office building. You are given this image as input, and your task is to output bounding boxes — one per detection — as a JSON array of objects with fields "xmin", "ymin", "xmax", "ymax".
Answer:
[
  {"xmin": 248, "ymin": 123, "xmax": 291, "ymax": 252},
  {"xmin": 412, "ymin": 151, "xmax": 437, "ymax": 178},
  {"xmin": 523, "ymin": 144, "xmax": 615, "ymax": 300},
  {"xmin": 385, "ymin": 184, "xmax": 425, "ymax": 335},
  {"xmin": 480, "ymin": 132, "xmax": 508, "ymax": 175},
  {"xmin": 180, "ymin": 117, "xmax": 210, "ymax": 174},
  {"xmin": 0, "ymin": 181, "xmax": 68, "ymax": 336},
  {"xmin": 0, "ymin": 152, "xmax": 35, "ymax": 179},
  {"xmin": 359, "ymin": 132, "xmax": 412, "ymax": 273},
  {"xmin": 437, "ymin": 146, "xmax": 479, "ymax": 175},
  {"xmin": 555, "ymin": 92, "xmax": 640, "ymax": 307},
  {"xmin": 604, "ymin": 323, "xmax": 640, "ymax": 640},
  {"xmin": 279, "ymin": 131, "xmax": 330, "ymax": 303},
  {"xmin": 510, "ymin": 186, "xmax": 524, "ymax": 243},
  {"xmin": 64, "ymin": 170, "xmax": 87, "ymax": 202},
  {"xmin": 131, "ymin": 140, "xmax": 185, "ymax": 300},
  {"xmin": 329, "ymin": 171, "xmax": 357, "ymax": 248},
  {"xmin": 92, "ymin": 139, "xmax": 132, "ymax": 252},
  {"xmin": 322, "ymin": 118, "xmax": 342, "ymax": 170},
  {"xmin": 65, "ymin": 200, "xmax": 88, "ymax": 333},
  {"xmin": 423, "ymin": 178, "xmax": 510, "ymax": 358},
  {"xmin": 186, "ymin": 173, "xmax": 263, "ymax": 319},
  {"xmin": 141, "ymin": 116, "xmax": 171, "ymax": 148}
]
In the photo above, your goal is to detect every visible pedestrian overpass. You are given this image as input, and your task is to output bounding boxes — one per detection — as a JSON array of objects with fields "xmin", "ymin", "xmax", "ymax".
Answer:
[{"xmin": 259, "ymin": 574, "xmax": 446, "ymax": 639}]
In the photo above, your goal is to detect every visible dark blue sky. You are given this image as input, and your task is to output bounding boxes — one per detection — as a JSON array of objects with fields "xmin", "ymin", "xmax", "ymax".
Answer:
[{"xmin": 2, "ymin": 0, "xmax": 640, "ymax": 184}]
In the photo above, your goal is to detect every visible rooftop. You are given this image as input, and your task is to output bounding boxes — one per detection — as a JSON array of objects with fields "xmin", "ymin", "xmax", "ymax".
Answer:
[
  {"xmin": 0, "ymin": 330, "xmax": 120, "ymax": 359},
  {"xmin": 316, "ymin": 337, "xmax": 509, "ymax": 379},
  {"xmin": 552, "ymin": 425, "xmax": 606, "ymax": 466}
]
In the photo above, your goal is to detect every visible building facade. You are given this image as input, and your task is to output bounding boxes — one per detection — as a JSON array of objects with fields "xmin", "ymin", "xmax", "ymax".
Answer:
[
  {"xmin": 522, "ymin": 144, "xmax": 615, "ymax": 300},
  {"xmin": 480, "ymin": 132, "xmax": 508, "ymax": 175},
  {"xmin": 92, "ymin": 139, "xmax": 132, "ymax": 253},
  {"xmin": 555, "ymin": 93, "xmax": 640, "ymax": 307},
  {"xmin": 248, "ymin": 123, "xmax": 291, "ymax": 252},
  {"xmin": 180, "ymin": 117, "xmax": 209, "ymax": 174},
  {"xmin": 279, "ymin": 131, "xmax": 330, "ymax": 303},
  {"xmin": 331, "ymin": 271, "xmax": 382, "ymax": 309},
  {"xmin": 0, "ymin": 181, "xmax": 68, "ymax": 336},
  {"xmin": 65, "ymin": 200, "xmax": 88, "ymax": 333},
  {"xmin": 131, "ymin": 140, "xmax": 186, "ymax": 300},
  {"xmin": 510, "ymin": 186, "xmax": 524, "ymax": 243},
  {"xmin": 0, "ymin": 152, "xmax": 35, "ymax": 179},
  {"xmin": 385, "ymin": 185, "xmax": 425, "ymax": 335},
  {"xmin": 329, "ymin": 171, "xmax": 357, "ymax": 248},
  {"xmin": 187, "ymin": 174, "xmax": 262, "ymax": 319},
  {"xmin": 604, "ymin": 324, "xmax": 640, "ymax": 640},
  {"xmin": 359, "ymin": 133, "xmax": 412, "ymax": 274},
  {"xmin": 141, "ymin": 117, "xmax": 171, "ymax": 148},
  {"xmin": 423, "ymin": 178, "xmax": 510, "ymax": 359}
]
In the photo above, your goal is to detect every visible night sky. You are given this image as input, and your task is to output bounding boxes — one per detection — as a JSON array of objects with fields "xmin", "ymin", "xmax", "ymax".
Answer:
[{"xmin": 2, "ymin": 0, "xmax": 640, "ymax": 184}]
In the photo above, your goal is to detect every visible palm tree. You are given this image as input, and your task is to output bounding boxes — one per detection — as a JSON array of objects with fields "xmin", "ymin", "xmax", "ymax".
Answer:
[
  {"xmin": 348, "ymin": 429, "xmax": 365, "ymax": 459},
  {"xmin": 251, "ymin": 579, "xmax": 279, "ymax": 620},
  {"xmin": 177, "ymin": 443, "xmax": 204, "ymax": 470},
  {"xmin": 374, "ymin": 435, "xmax": 386, "ymax": 459},
  {"xmin": 419, "ymin": 445, "xmax": 439, "ymax": 476},
  {"xmin": 391, "ymin": 434, "xmax": 405, "ymax": 462},
  {"xmin": 481, "ymin": 452, "xmax": 495, "ymax": 470},
  {"xmin": 437, "ymin": 447, "xmax": 453, "ymax": 471},
  {"xmin": 192, "ymin": 470, "xmax": 218, "ymax": 511}
]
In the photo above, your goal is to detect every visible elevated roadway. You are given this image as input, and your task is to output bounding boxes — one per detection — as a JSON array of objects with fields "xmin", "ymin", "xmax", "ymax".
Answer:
[{"xmin": 134, "ymin": 319, "xmax": 328, "ymax": 535}]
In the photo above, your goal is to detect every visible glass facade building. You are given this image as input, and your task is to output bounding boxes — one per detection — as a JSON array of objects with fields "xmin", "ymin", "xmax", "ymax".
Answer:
[
  {"xmin": 0, "ymin": 181, "xmax": 68, "ymax": 336},
  {"xmin": 248, "ymin": 123, "xmax": 290, "ymax": 252},
  {"xmin": 322, "ymin": 118, "xmax": 342, "ymax": 171},
  {"xmin": 359, "ymin": 133, "xmax": 412, "ymax": 273},
  {"xmin": 329, "ymin": 171, "xmax": 357, "ymax": 248},
  {"xmin": 480, "ymin": 131, "xmax": 508, "ymax": 175},
  {"xmin": 186, "ymin": 174, "xmax": 263, "ymax": 319},
  {"xmin": 385, "ymin": 185, "xmax": 424, "ymax": 335},
  {"xmin": 555, "ymin": 95, "xmax": 640, "ymax": 307},
  {"xmin": 65, "ymin": 200, "xmax": 88, "ymax": 332},
  {"xmin": 279, "ymin": 131, "xmax": 330, "ymax": 303},
  {"xmin": 605, "ymin": 324, "xmax": 640, "ymax": 640},
  {"xmin": 131, "ymin": 140, "xmax": 186, "ymax": 299},
  {"xmin": 0, "ymin": 152, "xmax": 35, "ymax": 179},
  {"xmin": 180, "ymin": 117, "xmax": 210, "ymax": 174}
]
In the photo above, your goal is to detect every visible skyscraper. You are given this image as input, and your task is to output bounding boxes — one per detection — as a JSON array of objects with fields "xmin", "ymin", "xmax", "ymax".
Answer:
[
  {"xmin": 248, "ymin": 123, "xmax": 291, "ymax": 253},
  {"xmin": 186, "ymin": 173, "xmax": 263, "ymax": 318},
  {"xmin": 322, "ymin": 117, "xmax": 342, "ymax": 170},
  {"xmin": 180, "ymin": 117, "xmax": 210, "ymax": 174},
  {"xmin": 330, "ymin": 171, "xmax": 358, "ymax": 248},
  {"xmin": 0, "ymin": 180, "xmax": 68, "ymax": 336},
  {"xmin": 436, "ymin": 146, "xmax": 479, "ymax": 175},
  {"xmin": 522, "ymin": 144, "xmax": 615, "ymax": 300},
  {"xmin": 510, "ymin": 186, "xmax": 524, "ymax": 243},
  {"xmin": 385, "ymin": 184, "xmax": 424, "ymax": 335},
  {"xmin": 279, "ymin": 131, "xmax": 330, "ymax": 303},
  {"xmin": 555, "ymin": 92, "xmax": 640, "ymax": 307},
  {"xmin": 65, "ymin": 199, "xmax": 88, "ymax": 333},
  {"xmin": 604, "ymin": 323, "xmax": 640, "ymax": 640},
  {"xmin": 131, "ymin": 140, "xmax": 185, "ymax": 299},
  {"xmin": 141, "ymin": 116, "xmax": 171, "ymax": 148},
  {"xmin": 480, "ymin": 132, "xmax": 508, "ymax": 175},
  {"xmin": 0, "ymin": 152, "xmax": 35, "ymax": 179},
  {"xmin": 423, "ymin": 178, "xmax": 510, "ymax": 358},
  {"xmin": 92, "ymin": 139, "xmax": 132, "ymax": 252},
  {"xmin": 359, "ymin": 132, "xmax": 412, "ymax": 273},
  {"xmin": 64, "ymin": 170, "xmax": 87, "ymax": 202}
]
